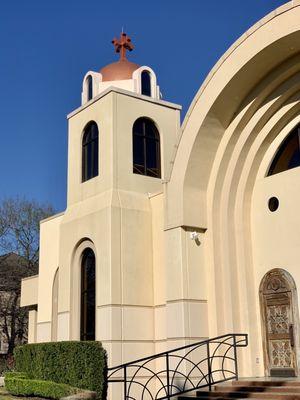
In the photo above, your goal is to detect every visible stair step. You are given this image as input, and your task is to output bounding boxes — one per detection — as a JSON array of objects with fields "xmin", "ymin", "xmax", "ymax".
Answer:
[
  {"xmin": 178, "ymin": 380, "xmax": 300, "ymax": 400},
  {"xmin": 194, "ymin": 391, "xmax": 300, "ymax": 399},
  {"xmin": 232, "ymin": 381, "xmax": 300, "ymax": 387},
  {"xmin": 214, "ymin": 386, "xmax": 300, "ymax": 393},
  {"xmin": 179, "ymin": 397, "xmax": 263, "ymax": 400}
]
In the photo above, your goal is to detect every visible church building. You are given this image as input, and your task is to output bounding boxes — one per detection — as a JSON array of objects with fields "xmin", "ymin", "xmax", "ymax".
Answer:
[{"xmin": 21, "ymin": 0, "xmax": 300, "ymax": 383}]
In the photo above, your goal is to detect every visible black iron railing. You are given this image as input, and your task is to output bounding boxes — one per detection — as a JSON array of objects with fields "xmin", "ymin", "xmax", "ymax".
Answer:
[{"xmin": 107, "ymin": 333, "xmax": 248, "ymax": 400}]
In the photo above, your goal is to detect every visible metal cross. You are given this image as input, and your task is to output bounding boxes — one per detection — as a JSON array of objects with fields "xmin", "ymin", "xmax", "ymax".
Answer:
[{"xmin": 112, "ymin": 32, "xmax": 134, "ymax": 61}]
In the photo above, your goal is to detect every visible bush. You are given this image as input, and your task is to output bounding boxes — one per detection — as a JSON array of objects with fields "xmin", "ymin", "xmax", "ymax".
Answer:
[
  {"xmin": 5, "ymin": 372, "xmax": 27, "ymax": 379},
  {"xmin": 5, "ymin": 372, "xmax": 79, "ymax": 399},
  {"xmin": 14, "ymin": 341, "xmax": 107, "ymax": 399}
]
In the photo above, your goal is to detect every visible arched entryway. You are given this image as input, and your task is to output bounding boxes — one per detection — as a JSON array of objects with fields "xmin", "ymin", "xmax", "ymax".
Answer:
[{"xmin": 260, "ymin": 269, "xmax": 299, "ymax": 377}]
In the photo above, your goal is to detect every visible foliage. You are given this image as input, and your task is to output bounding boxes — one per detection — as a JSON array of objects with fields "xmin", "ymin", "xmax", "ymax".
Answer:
[
  {"xmin": 14, "ymin": 341, "xmax": 107, "ymax": 399},
  {"xmin": 0, "ymin": 197, "xmax": 54, "ymax": 354},
  {"xmin": 5, "ymin": 372, "xmax": 79, "ymax": 399},
  {"xmin": 0, "ymin": 197, "xmax": 54, "ymax": 271},
  {"xmin": 0, "ymin": 355, "xmax": 13, "ymax": 375},
  {"xmin": 5, "ymin": 371, "xmax": 27, "ymax": 379},
  {"xmin": 0, "ymin": 289, "xmax": 28, "ymax": 355}
]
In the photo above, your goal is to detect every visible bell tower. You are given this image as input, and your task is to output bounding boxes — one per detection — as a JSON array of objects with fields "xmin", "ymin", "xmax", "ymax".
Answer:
[
  {"xmin": 55, "ymin": 34, "xmax": 181, "ymax": 366},
  {"xmin": 67, "ymin": 33, "xmax": 181, "ymax": 206}
]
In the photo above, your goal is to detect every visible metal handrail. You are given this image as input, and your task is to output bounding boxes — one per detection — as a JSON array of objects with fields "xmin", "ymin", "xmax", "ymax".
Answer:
[{"xmin": 107, "ymin": 333, "xmax": 248, "ymax": 400}]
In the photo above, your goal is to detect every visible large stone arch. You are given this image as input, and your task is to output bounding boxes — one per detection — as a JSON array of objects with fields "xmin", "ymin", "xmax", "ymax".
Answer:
[{"xmin": 165, "ymin": 2, "xmax": 300, "ymax": 377}]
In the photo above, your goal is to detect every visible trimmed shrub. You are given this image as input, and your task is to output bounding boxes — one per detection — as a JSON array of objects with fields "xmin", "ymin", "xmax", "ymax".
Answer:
[
  {"xmin": 5, "ymin": 372, "xmax": 27, "ymax": 379},
  {"xmin": 14, "ymin": 341, "xmax": 107, "ymax": 399},
  {"xmin": 5, "ymin": 372, "xmax": 79, "ymax": 399}
]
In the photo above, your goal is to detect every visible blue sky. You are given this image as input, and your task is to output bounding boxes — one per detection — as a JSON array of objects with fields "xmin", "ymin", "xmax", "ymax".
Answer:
[{"xmin": 0, "ymin": 0, "xmax": 285, "ymax": 212}]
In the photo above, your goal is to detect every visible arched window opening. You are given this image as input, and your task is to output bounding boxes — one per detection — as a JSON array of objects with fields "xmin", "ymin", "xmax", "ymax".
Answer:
[
  {"xmin": 268, "ymin": 125, "xmax": 300, "ymax": 176},
  {"xmin": 82, "ymin": 122, "xmax": 99, "ymax": 182},
  {"xmin": 133, "ymin": 117, "xmax": 161, "ymax": 178},
  {"xmin": 80, "ymin": 248, "xmax": 96, "ymax": 341},
  {"xmin": 141, "ymin": 71, "xmax": 151, "ymax": 97},
  {"xmin": 87, "ymin": 75, "xmax": 93, "ymax": 101}
]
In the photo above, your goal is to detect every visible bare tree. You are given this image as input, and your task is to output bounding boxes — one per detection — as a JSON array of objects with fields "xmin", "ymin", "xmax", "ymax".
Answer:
[{"xmin": 0, "ymin": 197, "xmax": 54, "ymax": 354}]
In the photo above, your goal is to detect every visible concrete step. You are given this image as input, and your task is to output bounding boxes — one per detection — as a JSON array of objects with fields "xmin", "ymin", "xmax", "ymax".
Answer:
[
  {"xmin": 179, "ymin": 397, "xmax": 264, "ymax": 400},
  {"xmin": 195, "ymin": 390, "xmax": 300, "ymax": 399},
  {"xmin": 232, "ymin": 381, "xmax": 300, "ymax": 387},
  {"xmin": 178, "ymin": 380, "xmax": 300, "ymax": 400},
  {"xmin": 214, "ymin": 385, "xmax": 300, "ymax": 393}
]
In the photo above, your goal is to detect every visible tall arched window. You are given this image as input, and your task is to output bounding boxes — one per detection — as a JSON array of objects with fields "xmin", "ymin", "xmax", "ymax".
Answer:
[
  {"xmin": 87, "ymin": 75, "xmax": 93, "ymax": 101},
  {"xmin": 141, "ymin": 71, "xmax": 151, "ymax": 96},
  {"xmin": 133, "ymin": 117, "xmax": 161, "ymax": 178},
  {"xmin": 268, "ymin": 125, "xmax": 300, "ymax": 176},
  {"xmin": 82, "ymin": 122, "xmax": 99, "ymax": 182},
  {"xmin": 80, "ymin": 248, "xmax": 96, "ymax": 341}
]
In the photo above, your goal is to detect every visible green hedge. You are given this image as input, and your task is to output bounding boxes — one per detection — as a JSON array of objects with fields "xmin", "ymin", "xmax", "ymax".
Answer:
[
  {"xmin": 5, "ymin": 372, "xmax": 79, "ymax": 399},
  {"xmin": 14, "ymin": 341, "xmax": 107, "ymax": 399}
]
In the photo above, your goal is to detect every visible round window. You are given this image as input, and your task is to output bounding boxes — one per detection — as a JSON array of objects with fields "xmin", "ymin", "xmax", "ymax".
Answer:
[{"xmin": 268, "ymin": 197, "xmax": 279, "ymax": 212}]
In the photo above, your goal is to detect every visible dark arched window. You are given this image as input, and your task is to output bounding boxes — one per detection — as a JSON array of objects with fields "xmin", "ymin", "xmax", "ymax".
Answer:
[
  {"xmin": 268, "ymin": 125, "xmax": 300, "ymax": 176},
  {"xmin": 87, "ymin": 75, "xmax": 93, "ymax": 101},
  {"xmin": 133, "ymin": 117, "xmax": 161, "ymax": 178},
  {"xmin": 82, "ymin": 122, "xmax": 99, "ymax": 182},
  {"xmin": 141, "ymin": 71, "xmax": 151, "ymax": 97},
  {"xmin": 80, "ymin": 248, "xmax": 95, "ymax": 341}
]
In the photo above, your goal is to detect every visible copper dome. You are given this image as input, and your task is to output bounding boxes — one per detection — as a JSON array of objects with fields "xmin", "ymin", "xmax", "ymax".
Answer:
[{"xmin": 100, "ymin": 59, "xmax": 140, "ymax": 82}]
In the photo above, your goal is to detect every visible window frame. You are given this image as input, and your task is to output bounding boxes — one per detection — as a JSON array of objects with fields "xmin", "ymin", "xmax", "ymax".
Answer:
[
  {"xmin": 82, "ymin": 121, "xmax": 99, "ymax": 182},
  {"xmin": 132, "ymin": 117, "xmax": 161, "ymax": 178},
  {"xmin": 86, "ymin": 75, "xmax": 93, "ymax": 101},
  {"xmin": 267, "ymin": 125, "xmax": 300, "ymax": 176},
  {"xmin": 141, "ymin": 70, "xmax": 152, "ymax": 97}
]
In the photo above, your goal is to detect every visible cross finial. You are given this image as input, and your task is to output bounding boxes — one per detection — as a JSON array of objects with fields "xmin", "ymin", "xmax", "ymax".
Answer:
[{"xmin": 112, "ymin": 32, "xmax": 134, "ymax": 61}]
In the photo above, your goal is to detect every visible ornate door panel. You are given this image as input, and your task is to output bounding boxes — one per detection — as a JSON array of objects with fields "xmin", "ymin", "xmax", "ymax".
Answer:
[
  {"xmin": 265, "ymin": 295, "xmax": 295, "ymax": 374},
  {"xmin": 260, "ymin": 270, "xmax": 298, "ymax": 377}
]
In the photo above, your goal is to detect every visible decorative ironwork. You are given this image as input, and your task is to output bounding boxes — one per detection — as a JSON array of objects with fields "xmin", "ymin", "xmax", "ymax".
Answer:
[{"xmin": 107, "ymin": 333, "xmax": 248, "ymax": 400}]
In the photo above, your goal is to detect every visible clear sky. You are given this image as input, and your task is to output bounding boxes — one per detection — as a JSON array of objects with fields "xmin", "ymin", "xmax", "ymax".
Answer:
[{"xmin": 0, "ymin": 0, "xmax": 285, "ymax": 212}]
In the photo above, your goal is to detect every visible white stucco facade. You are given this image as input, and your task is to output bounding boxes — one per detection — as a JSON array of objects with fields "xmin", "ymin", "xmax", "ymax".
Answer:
[{"xmin": 21, "ymin": 0, "xmax": 300, "ymax": 382}]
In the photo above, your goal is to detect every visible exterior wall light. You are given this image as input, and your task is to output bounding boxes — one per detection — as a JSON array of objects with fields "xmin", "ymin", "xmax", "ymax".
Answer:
[{"xmin": 190, "ymin": 231, "xmax": 200, "ymax": 241}]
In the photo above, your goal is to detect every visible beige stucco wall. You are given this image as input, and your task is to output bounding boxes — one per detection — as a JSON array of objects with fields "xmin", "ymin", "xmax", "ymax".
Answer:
[
  {"xmin": 253, "ymin": 115, "xmax": 300, "ymax": 290},
  {"xmin": 36, "ymin": 213, "xmax": 63, "ymax": 342},
  {"xmin": 251, "ymin": 135, "xmax": 300, "ymax": 371},
  {"xmin": 28, "ymin": 310, "xmax": 37, "ymax": 344},
  {"xmin": 253, "ymin": 168, "xmax": 300, "ymax": 286},
  {"xmin": 21, "ymin": 275, "xmax": 38, "ymax": 307}
]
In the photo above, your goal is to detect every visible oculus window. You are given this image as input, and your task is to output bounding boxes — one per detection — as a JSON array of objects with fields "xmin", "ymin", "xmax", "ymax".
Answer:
[
  {"xmin": 82, "ymin": 122, "xmax": 99, "ymax": 182},
  {"xmin": 80, "ymin": 248, "xmax": 96, "ymax": 341},
  {"xmin": 268, "ymin": 125, "xmax": 300, "ymax": 176},
  {"xmin": 141, "ymin": 71, "xmax": 151, "ymax": 97},
  {"xmin": 133, "ymin": 117, "xmax": 161, "ymax": 178}
]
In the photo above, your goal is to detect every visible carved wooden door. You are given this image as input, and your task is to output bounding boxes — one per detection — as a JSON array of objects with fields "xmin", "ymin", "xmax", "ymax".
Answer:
[{"xmin": 261, "ymin": 270, "xmax": 297, "ymax": 377}]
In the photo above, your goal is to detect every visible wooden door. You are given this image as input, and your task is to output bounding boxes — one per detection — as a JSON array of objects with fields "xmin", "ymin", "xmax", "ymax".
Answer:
[{"xmin": 260, "ymin": 269, "xmax": 298, "ymax": 377}]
